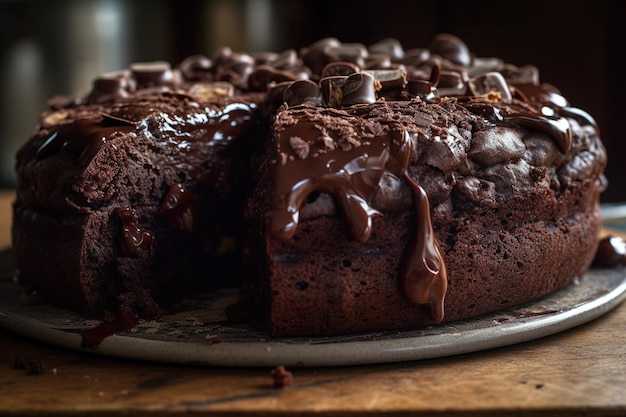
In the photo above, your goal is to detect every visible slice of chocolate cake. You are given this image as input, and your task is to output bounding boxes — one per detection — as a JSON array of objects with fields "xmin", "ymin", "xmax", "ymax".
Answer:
[{"xmin": 12, "ymin": 60, "xmax": 267, "ymax": 318}]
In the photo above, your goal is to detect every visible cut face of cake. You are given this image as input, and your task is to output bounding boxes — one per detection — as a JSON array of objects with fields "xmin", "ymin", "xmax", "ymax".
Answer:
[
  {"xmin": 12, "ymin": 34, "xmax": 608, "ymax": 337},
  {"xmin": 13, "ymin": 66, "xmax": 267, "ymax": 318}
]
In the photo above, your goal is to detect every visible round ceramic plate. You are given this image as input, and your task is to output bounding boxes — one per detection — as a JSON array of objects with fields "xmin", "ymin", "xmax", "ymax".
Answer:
[{"xmin": 1, "ymin": 250, "xmax": 625, "ymax": 367}]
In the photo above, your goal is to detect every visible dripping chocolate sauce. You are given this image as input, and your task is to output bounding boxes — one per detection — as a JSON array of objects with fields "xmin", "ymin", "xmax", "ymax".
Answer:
[
  {"xmin": 461, "ymin": 100, "xmax": 572, "ymax": 153},
  {"xmin": 270, "ymin": 120, "xmax": 447, "ymax": 321},
  {"xmin": 35, "ymin": 118, "xmax": 135, "ymax": 165},
  {"xmin": 59, "ymin": 309, "xmax": 139, "ymax": 349},
  {"xmin": 116, "ymin": 207, "xmax": 155, "ymax": 257},
  {"xmin": 159, "ymin": 183, "xmax": 198, "ymax": 234}
]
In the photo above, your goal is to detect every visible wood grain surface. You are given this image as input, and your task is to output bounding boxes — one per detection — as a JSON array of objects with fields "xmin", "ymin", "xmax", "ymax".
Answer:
[{"xmin": 1, "ymin": 190, "xmax": 625, "ymax": 416}]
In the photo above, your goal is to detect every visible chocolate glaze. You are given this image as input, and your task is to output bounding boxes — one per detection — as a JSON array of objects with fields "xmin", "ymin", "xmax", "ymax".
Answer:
[
  {"xmin": 159, "ymin": 183, "xmax": 197, "ymax": 234},
  {"xmin": 271, "ymin": 111, "xmax": 447, "ymax": 318},
  {"xmin": 35, "ymin": 118, "xmax": 135, "ymax": 164},
  {"xmin": 463, "ymin": 102, "xmax": 572, "ymax": 153},
  {"xmin": 270, "ymin": 118, "xmax": 397, "ymax": 243}
]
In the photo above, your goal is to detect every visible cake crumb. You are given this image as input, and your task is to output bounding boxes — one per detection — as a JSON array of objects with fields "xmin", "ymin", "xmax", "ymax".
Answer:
[
  {"xmin": 13, "ymin": 357, "xmax": 46, "ymax": 375},
  {"xmin": 271, "ymin": 365, "xmax": 293, "ymax": 388}
]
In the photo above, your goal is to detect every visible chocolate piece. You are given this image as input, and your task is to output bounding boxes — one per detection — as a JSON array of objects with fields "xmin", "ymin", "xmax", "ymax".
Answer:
[
  {"xmin": 213, "ymin": 52, "xmax": 255, "ymax": 86},
  {"xmin": 364, "ymin": 54, "xmax": 392, "ymax": 70},
  {"xmin": 368, "ymin": 38, "xmax": 404, "ymax": 61},
  {"xmin": 437, "ymin": 70, "xmax": 467, "ymax": 96},
  {"xmin": 323, "ymin": 43, "xmax": 368, "ymax": 68},
  {"xmin": 321, "ymin": 62, "xmax": 360, "ymax": 78},
  {"xmin": 320, "ymin": 76, "xmax": 347, "ymax": 107},
  {"xmin": 468, "ymin": 72, "xmax": 512, "ymax": 101},
  {"xmin": 397, "ymin": 48, "xmax": 430, "ymax": 66},
  {"xmin": 283, "ymin": 80, "xmax": 322, "ymax": 107},
  {"xmin": 500, "ymin": 64, "xmax": 540, "ymax": 85},
  {"xmin": 13, "ymin": 357, "xmax": 46, "ymax": 375},
  {"xmin": 269, "ymin": 49, "xmax": 299, "ymax": 69},
  {"xmin": 406, "ymin": 79, "xmax": 437, "ymax": 99},
  {"xmin": 341, "ymin": 72, "xmax": 377, "ymax": 106},
  {"xmin": 367, "ymin": 69, "xmax": 407, "ymax": 100},
  {"xmin": 271, "ymin": 366, "xmax": 293, "ymax": 388},
  {"xmin": 593, "ymin": 236, "xmax": 626, "ymax": 267},
  {"xmin": 248, "ymin": 65, "xmax": 302, "ymax": 92},
  {"xmin": 300, "ymin": 37, "xmax": 341, "ymax": 75},
  {"xmin": 130, "ymin": 61, "xmax": 178, "ymax": 89},
  {"xmin": 211, "ymin": 46, "xmax": 233, "ymax": 67},
  {"xmin": 178, "ymin": 55, "xmax": 213, "ymax": 81},
  {"xmin": 429, "ymin": 33, "xmax": 471, "ymax": 67},
  {"xmin": 86, "ymin": 70, "xmax": 132, "ymax": 104},
  {"xmin": 187, "ymin": 82, "xmax": 234, "ymax": 100},
  {"xmin": 512, "ymin": 83, "xmax": 569, "ymax": 108}
]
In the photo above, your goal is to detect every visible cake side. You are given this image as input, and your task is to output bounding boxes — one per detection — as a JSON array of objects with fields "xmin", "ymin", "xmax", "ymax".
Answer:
[{"xmin": 261, "ymin": 178, "xmax": 601, "ymax": 336}]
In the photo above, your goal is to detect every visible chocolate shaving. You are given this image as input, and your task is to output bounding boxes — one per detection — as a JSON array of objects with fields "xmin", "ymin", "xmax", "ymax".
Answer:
[
  {"xmin": 289, "ymin": 136, "xmax": 310, "ymax": 159},
  {"xmin": 101, "ymin": 112, "xmax": 136, "ymax": 126},
  {"xmin": 318, "ymin": 133, "xmax": 336, "ymax": 150}
]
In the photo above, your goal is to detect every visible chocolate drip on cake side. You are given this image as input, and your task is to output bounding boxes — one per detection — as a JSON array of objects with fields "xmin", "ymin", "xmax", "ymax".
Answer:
[
  {"xmin": 115, "ymin": 207, "xmax": 155, "ymax": 257},
  {"xmin": 270, "ymin": 111, "xmax": 447, "ymax": 321}
]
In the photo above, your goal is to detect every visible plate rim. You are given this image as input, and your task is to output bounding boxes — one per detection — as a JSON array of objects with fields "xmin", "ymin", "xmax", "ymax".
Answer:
[{"xmin": 1, "ymin": 267, "xmax": 625, "ymax": 367}]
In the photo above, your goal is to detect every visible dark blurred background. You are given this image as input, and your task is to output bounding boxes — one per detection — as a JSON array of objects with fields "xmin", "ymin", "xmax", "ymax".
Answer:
[{"xmin": 1, "ymin": 0, "xmax": 624, "ymax": 201}]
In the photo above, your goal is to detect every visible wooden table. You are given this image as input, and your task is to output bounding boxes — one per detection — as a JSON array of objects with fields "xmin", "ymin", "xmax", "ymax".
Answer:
[{"xmin": 1, "ymin": 190, "xmax": 625, "ymax": 416}]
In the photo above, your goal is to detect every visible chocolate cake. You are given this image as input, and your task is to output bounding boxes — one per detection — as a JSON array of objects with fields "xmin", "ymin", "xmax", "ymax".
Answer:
[{"xmin": 12, "ymin": 34, "xmax": 608, "ymax": 337}]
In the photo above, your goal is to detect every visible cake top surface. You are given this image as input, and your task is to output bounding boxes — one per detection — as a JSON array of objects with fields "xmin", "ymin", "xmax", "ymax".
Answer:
[{"xmin": 15, "ymin": 33, "xmax": 608, "ymax": 225}]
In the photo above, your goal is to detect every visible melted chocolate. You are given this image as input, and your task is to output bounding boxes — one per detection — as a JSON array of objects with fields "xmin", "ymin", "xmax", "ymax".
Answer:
[
  {"xmin": 271, "ymin": 116, "xmax": 447, "ymax": 320},
  {"xmin": 116, "ymin": 207, "xmax": 155, "ymax": 257},
  {"xmin": 464, "ymin": 103, "xmax": 572, "ymax": 153},
  {"xmin": 61, "ymin": 309, "xmax": 139, "ymax": 349},
  {"xmin": 401, "ymin": 172, "xmax": 447, "ymax": 321},
  {"xmin": 270, "ymin": 120, "xmax": 392, "ymax": 243},
  {"xmin": 159, "ymin": 183, "xmax": 197, "ymax": 234},
  {"xmin": 36, "ymin": 118, "xmax": 135, "ymax": 163}
]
